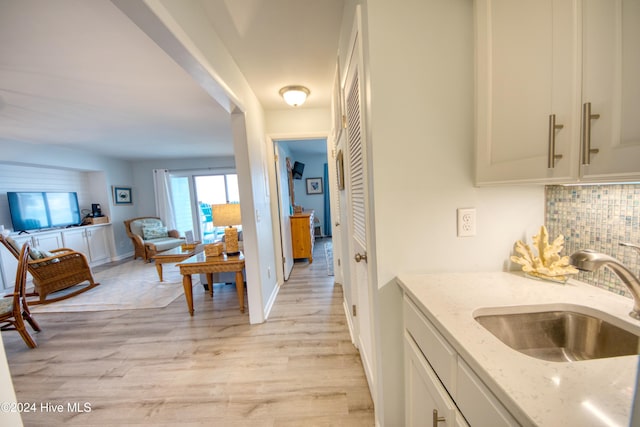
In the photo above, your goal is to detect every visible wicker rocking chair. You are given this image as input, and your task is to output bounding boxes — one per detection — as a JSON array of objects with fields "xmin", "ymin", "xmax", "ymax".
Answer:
[
  {"xmin": 1, "ymin": 241, "xmax": 41, "ymax": 348},
  {"xmin": 0, "ymin": 235, "xmax": 100, "ymax": 305}
]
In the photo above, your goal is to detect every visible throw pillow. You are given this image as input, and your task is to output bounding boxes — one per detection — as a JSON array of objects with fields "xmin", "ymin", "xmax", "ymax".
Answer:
[
  {"xmin": 29, "ymin": 248, "xmax": 60, "ymax": 267},
  {"xmin": 4, "ymin": 236, "xmax": 21, "ymax": 254},
  {"xmin": 29, "ymin": 248, "xmax": 45, "ymax": 260},
  {"xmin": 142, "ymin": 225, "xmax": 169, "ymax": 240}
]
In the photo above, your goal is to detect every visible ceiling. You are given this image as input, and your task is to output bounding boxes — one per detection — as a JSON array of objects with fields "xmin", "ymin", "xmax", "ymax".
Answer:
[{"xmin": 0, "ymin": 0, "xmax": 344, "ymax": 161}]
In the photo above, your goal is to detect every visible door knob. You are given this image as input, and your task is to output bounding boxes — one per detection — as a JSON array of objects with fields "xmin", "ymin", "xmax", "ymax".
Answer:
[{"xmin": 354, "ymin": 252, "xmax": 367, "ymax": 263}]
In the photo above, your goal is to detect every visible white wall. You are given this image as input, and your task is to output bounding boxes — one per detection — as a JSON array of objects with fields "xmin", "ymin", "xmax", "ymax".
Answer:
[
  {"xmin": 0, "ymin": 334, "xmax": 22, "ymax": 426},
  {"xmin": 266, "ymin": 108, "xmax": 332, "ymax": 136},
  {"xmin": 340, "ymin": 0, "xmax": 546, "ymax": 424}
]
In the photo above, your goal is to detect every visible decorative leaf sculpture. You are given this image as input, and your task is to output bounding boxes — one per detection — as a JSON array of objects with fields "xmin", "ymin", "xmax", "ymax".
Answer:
[{"xmin": 510, "ymin": 225, "xmax": 578, "ymax": 282}]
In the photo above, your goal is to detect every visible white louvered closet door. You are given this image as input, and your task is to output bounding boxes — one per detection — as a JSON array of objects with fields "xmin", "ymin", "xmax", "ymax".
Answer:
[
  {"xmin": 347, "ymin": 72, "xmax": 366, "ymax": 252},
  {"xmin": 344, "ymin": 7, "xmax": 375, "ymax": 399}
]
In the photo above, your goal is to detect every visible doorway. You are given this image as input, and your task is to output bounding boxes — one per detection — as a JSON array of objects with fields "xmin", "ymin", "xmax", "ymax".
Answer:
[{"xmin": 273, "ymin": 138, "xmax": 331, "ymax": 281}]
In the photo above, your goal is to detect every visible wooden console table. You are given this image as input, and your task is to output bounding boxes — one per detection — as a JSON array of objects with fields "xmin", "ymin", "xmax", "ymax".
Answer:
[{"xmin": 176, "ymin": 251, "xmax": 245, "ymax": 316}]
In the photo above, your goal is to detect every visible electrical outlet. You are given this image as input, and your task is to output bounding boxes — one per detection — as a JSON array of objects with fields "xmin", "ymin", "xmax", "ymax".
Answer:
[{"xmin": 457, "ymin": 208, "xmax": 476, "ymax": 237}]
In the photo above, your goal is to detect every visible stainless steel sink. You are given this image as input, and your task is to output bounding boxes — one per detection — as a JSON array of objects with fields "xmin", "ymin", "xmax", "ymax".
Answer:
[{"xmin": 474, "ymin": 307, "xmax": 640, "ymax": 362}]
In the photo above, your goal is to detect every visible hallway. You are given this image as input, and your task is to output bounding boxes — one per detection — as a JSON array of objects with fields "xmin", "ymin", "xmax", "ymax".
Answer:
[{"xmin": 2, "ymin": 239, "xmax": 374, "ymax": 426}]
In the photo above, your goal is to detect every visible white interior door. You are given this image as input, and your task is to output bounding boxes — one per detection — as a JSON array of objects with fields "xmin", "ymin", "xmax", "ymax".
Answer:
[
  {"xmin": 332, "ymin": 133, "xmax": 346, "ymax": 286},
  {"xmin": 275, "ymin": 144, "xmax": 294, "ymax": 280},
  {"xmin": 344, "ymin": 13, "xmax": 375, "ymax": 397}
]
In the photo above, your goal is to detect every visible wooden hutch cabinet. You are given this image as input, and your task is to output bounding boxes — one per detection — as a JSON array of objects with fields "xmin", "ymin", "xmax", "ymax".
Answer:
[{"xmin": 290, "ymin": 211, "xmax": 314, "ymax": 263}]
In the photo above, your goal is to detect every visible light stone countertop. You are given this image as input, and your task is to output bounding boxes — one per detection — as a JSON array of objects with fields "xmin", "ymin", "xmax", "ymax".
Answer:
[{"xmin": 396, "ymin": 272, "xmax": 639, "ymax": 427}]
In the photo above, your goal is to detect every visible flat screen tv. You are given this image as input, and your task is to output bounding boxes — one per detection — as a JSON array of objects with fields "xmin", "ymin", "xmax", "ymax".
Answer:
[
  {"xmin": 292, "ymin": 161, "xmax": 305, "ymax": 180},
  {"xmin": 7, "ymin": 192, "xmax": 82, "ymax": 232}
]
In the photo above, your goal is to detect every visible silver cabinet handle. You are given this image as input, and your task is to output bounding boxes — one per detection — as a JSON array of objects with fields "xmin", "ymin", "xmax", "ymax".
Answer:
[
  {"xmin": 354, "ymin": 252, "xmax": 367, "ymax": 263},
  {"xmin": 581, "ymin": 102, "xmax": 600, "ymax": 165},
  {"xmin": 547, "ymin": 114, "xmax": 564, "ymax": 168},
  {"xmin": 432, "ymin": 409, "xmax": 446, "ymax": 427}
]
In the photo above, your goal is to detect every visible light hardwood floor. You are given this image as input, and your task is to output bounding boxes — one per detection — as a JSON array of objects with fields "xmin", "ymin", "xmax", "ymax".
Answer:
[{"xmin": 3, "ymin": 238, "xmax": 374, "ymax": 426}]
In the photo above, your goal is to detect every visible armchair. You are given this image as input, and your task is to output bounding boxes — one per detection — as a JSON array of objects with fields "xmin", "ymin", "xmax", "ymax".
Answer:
[
  {"xmin": 124, "ymin": 217, "xmax": 185, "ymax": 262},
  {"xmin": 0, "ymin": 235, "xmax": 99, "ymax": 305}
]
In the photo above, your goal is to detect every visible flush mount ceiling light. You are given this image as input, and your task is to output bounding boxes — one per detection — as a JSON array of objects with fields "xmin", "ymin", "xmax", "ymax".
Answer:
[{"xmin": 279, "ymin": 85, "xmax": 310, "ymax": 107}]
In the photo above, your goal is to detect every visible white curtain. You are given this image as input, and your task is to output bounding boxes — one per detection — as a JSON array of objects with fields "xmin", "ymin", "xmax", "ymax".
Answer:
[{"xmin": 153, "ymin": 169, "xmax": 177, "ymax": 229}]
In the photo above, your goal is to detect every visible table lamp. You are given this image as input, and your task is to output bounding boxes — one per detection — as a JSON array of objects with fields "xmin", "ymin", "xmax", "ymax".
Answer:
[{"xmin": 212, "ymin": 203, "xmax": 242, "ymax": 255}]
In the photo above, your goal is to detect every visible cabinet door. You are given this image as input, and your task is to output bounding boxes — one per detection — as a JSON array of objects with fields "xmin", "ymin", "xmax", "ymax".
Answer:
[
  {"xmin": 86, "ymin": 226, "xmax": 110, "ymax": 264},
  {"xmin": 405, "ymin": 334, "xmax": 469, "ymax": 427},
  {"xmin": 62, "ymin": 228, "xmax": 90, "ymax": 255},
  {"xmin": 32, "ymin": 232, "xmax": 63, "ymax": 251},
  {"xmin": 291, "ymin": 216, "xmax": 311, "ymax": 259},
  {"xmin": 580, "ymin": 0, "xmax": 640, "ymax": 181},
  {"xmin": 475, "ymin": 0, "xmax": 579, "ymax": 184},
  {"xmin": 456, "ymin": 359, "xmax": 519, "ymax": 427}
]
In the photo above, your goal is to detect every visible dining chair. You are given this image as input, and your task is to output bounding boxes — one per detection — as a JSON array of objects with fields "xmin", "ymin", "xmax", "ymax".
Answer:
[{"xmin": 0, "ymin": 241, "xmax": 41, "ymax": 348}]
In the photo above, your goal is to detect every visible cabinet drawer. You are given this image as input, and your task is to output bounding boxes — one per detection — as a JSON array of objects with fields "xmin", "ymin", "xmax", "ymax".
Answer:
[
  {"xmin": 404, "ymin": 295, "xmax": 457, "ymax": 393},
  {"xmin": 456, "ymin": 359, "xmax": 519, "ymax": 427}
]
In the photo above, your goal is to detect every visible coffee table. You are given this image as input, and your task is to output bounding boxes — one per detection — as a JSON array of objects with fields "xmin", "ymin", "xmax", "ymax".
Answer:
[
  {"xmin": 177, "ymin": 251, "xmax": 245, "ymax": 316},
  {"xmin": 153, "ymin": 244, "xmax": 202, "ymax": 281}
]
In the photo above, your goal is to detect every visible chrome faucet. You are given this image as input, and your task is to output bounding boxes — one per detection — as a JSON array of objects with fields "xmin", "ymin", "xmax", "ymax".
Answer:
[{"xmin": 570, "ymin": 243, "xmax": 640, "ymax": 320}]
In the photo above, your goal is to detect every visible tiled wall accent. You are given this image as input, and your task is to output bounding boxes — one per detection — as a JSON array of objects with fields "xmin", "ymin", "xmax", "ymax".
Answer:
[{"xmin": 546, "ymin": 184, "xmax": 640, "ymax": 297}]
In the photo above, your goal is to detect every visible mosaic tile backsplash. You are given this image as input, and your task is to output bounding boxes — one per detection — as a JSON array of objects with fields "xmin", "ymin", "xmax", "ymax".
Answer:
[{"xmin": 546, "ymin": 184, "xmax": 640, "ymax": 297}]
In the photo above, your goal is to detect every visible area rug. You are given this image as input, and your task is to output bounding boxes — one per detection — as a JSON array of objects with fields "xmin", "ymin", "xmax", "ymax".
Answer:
[
  {"xmin": 325, "ymin": 240, "xmax": 334, "ymax": 276},
  {"xmin": 30, "ymin": 260, "xmax": 197, "ymax": 313}
]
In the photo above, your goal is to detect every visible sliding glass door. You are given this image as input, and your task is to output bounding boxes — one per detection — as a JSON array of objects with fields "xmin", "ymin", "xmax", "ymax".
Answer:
[{"xmin": 169, "ymin": 171, "xmax": 239, "ymax": 243}]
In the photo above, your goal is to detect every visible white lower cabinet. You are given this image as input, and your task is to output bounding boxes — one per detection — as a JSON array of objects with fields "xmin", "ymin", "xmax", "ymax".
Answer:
[
  {"xmin": 456, "ymin": 359, "xmax": 519, "ymax": 426},
  {"xmin": 85, "ymin": 226, "xmax": 110, "ymax": 264},
  {"xmin": 31, "ymin": 232, "xmax": 63, "ymax": 252},
  {"xmin": 62, "ymin": 226, "xmax": 110, "ymax": 265},
  {"xmin": 405, "ymin": 333, "xmax": 469, "ymax": 427},
  {"xmin": 404, "ymin": 295, "xmax": 519, "ymax": 427}
]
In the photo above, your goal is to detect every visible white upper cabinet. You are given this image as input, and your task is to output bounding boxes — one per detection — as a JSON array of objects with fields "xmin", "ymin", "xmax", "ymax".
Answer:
[
  {"xmin": 580, "ymin": 0, "xmax": 640, "ymax": 181},
  {"xmin": 475, "ymin": 0, "xmax": 579, "ymax": 184},
  {"xmin": 475, "ymin": 0, "xmax": 640, "ymax": 185}
]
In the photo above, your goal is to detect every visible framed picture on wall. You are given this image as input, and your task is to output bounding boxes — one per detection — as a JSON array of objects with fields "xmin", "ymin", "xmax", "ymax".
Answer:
[
  {"xmin": 306, "ymin": 177, "xmax": 323, "ymax": 195},
  {"xmin": 113, "ymin": 186, "xmax": 132, "ymax": 205}
]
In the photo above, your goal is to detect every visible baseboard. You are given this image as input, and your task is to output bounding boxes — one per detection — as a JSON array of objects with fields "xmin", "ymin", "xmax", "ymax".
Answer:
[
  {"xmin": 342, "ymin": 290, "xmax": 357, "ymax": 346},
  {"xmin": 263, "ymin": 279, "xmax": 282, "ymax": 321},
  {"xmin": 111, "ymin": 252, "xmax": 133, "ymax": 262}
]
